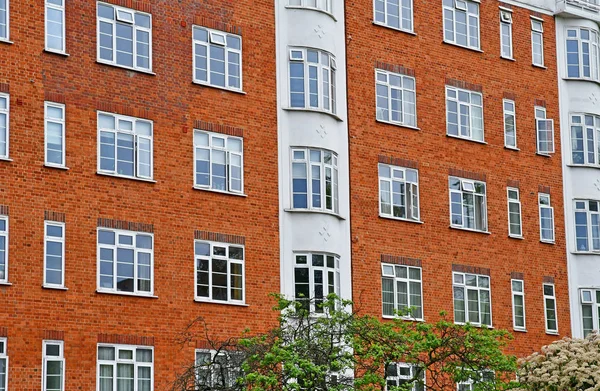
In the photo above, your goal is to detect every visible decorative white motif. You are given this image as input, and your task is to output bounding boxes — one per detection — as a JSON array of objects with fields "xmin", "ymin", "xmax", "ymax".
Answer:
[
  {"xmin": 595, "ymin": 178, "xmax": 600, "ymax": 192},
  {"xmin": 314, "ymin": 25, "xmax": 325, "ymax": 39},
  {"xmin": 319, "ymin": 223, "xmax": 332, "ymax": 243},
  {"xmin": 590, "ymin": 93, "xmax": 599, "ymax": 106},
  {"xmin": 316, "ymin": 124, "xmax": 328, "ymax": 139}
]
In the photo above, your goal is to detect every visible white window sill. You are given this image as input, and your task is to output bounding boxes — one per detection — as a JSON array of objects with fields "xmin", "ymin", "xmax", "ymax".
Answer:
[
  {"xmin": 536, "ymin": 152, "xmax": 553, "ymax": 158},
  {"xmin": 44, "ymin": 49, "xmax": 70, "ymax": 57},
  {"xmin": 450, "ymin": 226, "xmax": 491, "ymax": 235},
  {"xmin": 442, "ymin": 40, "xmax": 483, "ymax": 53},
  {"xmin": 563, "ymin": 77, "xmax": 600, "ymax": 84},
  {"xmin": 567, "ymin": 163, "xmax": 600, "ymax": 169},
  {"xmin": 509, "ymin": 234, "xmax": 524, "ymax": 240},
  {"xmin": 96, "ymin": 60, "xmax": 156, "ymax": 75},
  {"xmin": 192, "ymin": 186, "xmax": 247, "ymax": 197},
  {"xmin": 572, "ymin": 250, "xmax": 600, "ymax": 255},
  {"xmin": 44, "ymin": 164, "xmax": 69, "ymax": 170},
  {"xmin": 96, "ymin": 172, "xmax": 157, "ymax": 183},
  {"xmin": 501, "ymin": 56, "xmax": 516, "ymax": 62},
  {"xmin": 376, "ymin": 118, "xmax": 420, "ymax": 131},
  {"xmin": 0, "ymin": 39, "xmax": 14, "ymax": 45},
  {"xmin": 454, "ymin": 321, "xmax": 493, "ymax": 329},
  {"xmin": 379, "ymin": 214, "xmax": 423, "ymax": 224},
  {"xmin": 283, "ymin": 107, "xmax": 343, "ymax": 122},
  {"xmin": 541, "ymin": 240, "xmax": 555, "ymax": 245},
  {"xmin": 0, "ymin": 157, "xmax": 13, "ymax": 162},
  {"xmin": 505, "ymin": 146, "xmax": 520, "ymax": 151},
  {"xmin": 533, "ymin": 64, "xmax": 547, "ymax": 69},
  {"xmin": 285, "ymin": 5, "xmax": 337, "ymax": 21},
  {"xmin": 371, "ymin": 21, "xmax": 416, "ymax": 36},
  {"xmin": 0, "ymin": 282, "xmax": 12, "ymax": 286},
  {"xmin": 42, "ymin": 285, "xmax": 68, "ymax": 291},
  {"xmin": 96, "ymin": 289, "xmax": 158, "ymax": 299},
  {"xmin": 194, "ymin": 298, "xmax": 248, "ymax": 307},
  {"xmin": 192, "ymin": 81, "xmax": 246, "ymax": 95},
  {"xmin": 446, "ymin": 134, "xmax": 487, "ymax": 145},
  {"xmin": 285, "ymin": 208, "xmax": 345, "ymax": 220},
  {"xmin": 382, "ymin": 315, "xmax": 424, "ymax": 322},
  {"xmin": 546, "ymin": 331, "xmax": 559, "ymax": 335},
  {"xmin": 513, "ymin": 328, "xmax": 527, "ymax": 333}
]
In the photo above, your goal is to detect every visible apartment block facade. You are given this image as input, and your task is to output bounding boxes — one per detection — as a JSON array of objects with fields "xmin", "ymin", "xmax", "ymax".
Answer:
[{"xmin": 0, "ymin": 0, "xmax": 582, "ymax": 390}]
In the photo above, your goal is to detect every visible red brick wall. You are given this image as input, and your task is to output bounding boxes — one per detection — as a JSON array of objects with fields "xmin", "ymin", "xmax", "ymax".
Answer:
[
  {"xmin": 0, "ymin": 0, "xmax": 279, "ymax": 389},
  {"xmin": 347, "ymin": 0, "xmax": 570, "ymax": 359}
]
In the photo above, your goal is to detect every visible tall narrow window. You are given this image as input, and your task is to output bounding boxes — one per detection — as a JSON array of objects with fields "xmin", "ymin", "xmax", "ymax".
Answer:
[
  {"xmin": 45, "ymin": 102, "xmax": 66, "ymax": 167},
  {"xmin": 0, "ymin": 0, "xmax": 8, "ymax": 41},
  {"xmin": 194, "ymin": 240, "xmax": 245, "ymax": 304},
  {"xmin": 289, "ymin": 48, "xmax": 337, "ymax": 114},
  {"xmin": 453, "ymin": 272, "xmax": 492, "ymax": 327},
  {"xmin": 446, "ymin": 86, "xmax": 484, "ymax": 142},
  {"xmin": 43, "ymin": 340, "xmax": 64, "ymax": 391},
  {"xmin": 0, "ymin": 216, "xmax": 7, "ymax": 283},
  {"xmin": 570, "ymin": 113, "xmax": 600, "ymax": 166},
  {"xmin": 375, "ymin": 69, "xmax": 417, "ymax": 127},
  {"xmin": 381, "ymin": 263, "xmax": 423, "ymax": 319},
  {"xmin": 385, "ymin": 363, "xmax": 425, "ymax": 391},
  {"xmin": 535, "ymin": 106, "xmax": 554, "ymax": 155},
  {"xmin": 97, "ymin": 3, "xmax": 152, "ymax": 71},
  {"xmin": 294, "ymin": 253, "xmax": 341, "ymax": 313},
  {"xmin": 539, "ymin": 193, "xmax": 554, "ymax": 243},
  {"xmin": 507, "ymin": 188, "xmax": 522, "ymax": 238},
  {"xmin": 449, "ymin": 176, "xmax": 487, "ymax": 232},
  {"xmin": 0, "ymin": 338, "xmax": 7, "ymax": 391},
  {"xmin": 503, "ymin": 99, "xmax": 517, "ymax": 149},
  {"xmin": 45, "ymin": 0, "xmax": 65, "ymax": 53},
  {"xmin": 97, "ymin": 345, "xmax": 153, "ymax": 391},
  {"xmin": 531, "ymin": 18, "xmax": 544, "ymax": 66},
  {"xmin": 194, "ymin": 130, "xmax": 243, "ymax": 194},
  {"xmin": 442, "ymin": 0, "xmax": 480, "ymax": 50},
  {"xmin": 378, "ymin": 163, "xmax": 419, "ymax": 221},
  {"xmin": 195, "ymin": 349, "xmax": 244, "ymax": 388},
  {"xmin": 581, "ymin": 289, "xmax": 600, "ymax": 337},
  {"xmin": 44, "ymin": 221, "xmax": 65, "ymax": 288},
  {"xmin": 511, "ymin": 279, "xmax": 526, "ymax": 330},
  {"xmin": 0, "ymin": 93, "xmax": 9, "ymax": 159},
  {"xmin": 500, "ymin": 10, "xmax": 513, "ymax": 59},
  {"xmin": 374, "ymin": 0, "xmax": 414, "ymax": 32},
  {"xmin": 543, "ymin": 283, "xmax": 558, "ymax": 334},
  {"xmin": 97, "ymin": 112, "xmax": 153, "ymax": 180},
  {"xmin": 566, "ymin": 27, "xmax": 600, "ymax": 80},
  {"xmin": 574, "ymin": 200, "xmax": 600, "ymax": 252},
  {"xmin": 291, "ymin": 148, "xmax": 339, "ymax": 214},
  {"xmin": 193, "ymin": 26, "xmax": 242, "ymax": 91}
]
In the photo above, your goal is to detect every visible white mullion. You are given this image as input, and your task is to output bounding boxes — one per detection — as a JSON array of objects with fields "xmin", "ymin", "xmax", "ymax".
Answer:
[
  {"xmin": 112, "ymin": 20, "xmax": 117, "ymax": 66},
  {"xmin": 399, "ymin": 84, "xmax": 405, "ymax": 124},
  {"xmin": 206, "ymin": 42, "xmax": 213, "ymax": 85},
  {"xmin": 133, "ymin": 24, "xmax": 138, "ymax": 70},
  {"xmin": 224, "ymin": 47, "xmax": 231, "ymax": 89},
  {"xmin": 208, "ymin": 245, "xmax": 213, "ymax": 301},
  {"xmin": 111, "ymin": 128, "xmax": 118, "ymax": 175}
]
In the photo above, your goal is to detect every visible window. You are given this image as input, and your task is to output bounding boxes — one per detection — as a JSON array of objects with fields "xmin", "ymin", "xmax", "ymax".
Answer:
[
  {"xmin": 574, "ymin": 200, "xmax": 600, "ymax": 252},
  {"xmin": 511, "ymin": 279, "xmax": 526, "ymax": 330},
  {"xmin": 385, "ymin": 363, "xmax": 424, "ymax": 391},
  {"xmin": 0, "ymin": 93, "xmax": 8, "ymax": 159},
  {"xmin": 97, "ymin": 112, "xmax": 153, "ymax": 180},
  {"xmin": 194, "ymin": 131, "xmax": 243, "ymax": 194},
  {"xmin": 539, "ymin": 193, "xmax": 554, "ymax": 243},
  {"xmin": 378, "ymin": 164, "xmax": 419, "ymax": 221},
  {"xmin": 45, "ymin": 102, "xmax": 66, "ymax": 167},
  {"xmin": 446, "ymin": 86, "xmax": 484, "ymax": 142},
  {"xmin": 193, "ymin": 26, "xmax": 242, "ymax": 91},
  {"xmin": 97, "ymin": 3, "xmax": 151, "ymax": 71},
  {"xmin": 453, "ymin": 272, "xmax": 491, "ymax": 327},
  {"xmin": 291, "ymin": 148, "xmax": 339, "ymax": 214},
  {"xmin": 443, "ymin": 0, "xmax": 480, "ymax": 50},
  {"xmin": 449, "ymin": 177, "xmax": 487, "ymax": 232},
  {"xmin": 44, "ymin": 221, "xmax": 65, "ymax": 288},
  {"xmin": 381, "ymin": 263, "xmax": 423, "ymax": 319},
  {"xmin": 535, "ymin": 106, "xmax": 554, "ymax": 155},
  {"xmin": 0, "ymin": 216, "xmax": 7, "ymax": 283},
  {"xmin": 581, "ymin": 289, "xmax": 600, "ymax": 337},
  {"xmin": 531, "ymin": 19, "xmax": 544, "ymax": 66},
  {"xmin": 195, "ymin": 349, "xmax": 243, "ymax": 388},
  {"xmin": 0, "ymin": 338, "xmax": 7, "ymax": 391},
  {"xmin": 570, "ymin": 113, "xmax": 600, "ymax": 166},
  {"xmin": 43, "ymin": 340, "xmax": 64, "ymax": 391},
  {"xmin": 289, "ymin": 0, "xmax": 332, "ymax": 13},
  {"xmin": 97, "ymin": 228, "xmax": 153, "ymax": 295},
  {"xmin": 503, "ymin": 99, "xmax": 517, "ymax": 149},
  {"xmin": 289, "ymin": 48, "xmax": 337, "ymax": 114},
  {"xmin": 45, "ymin": 0, "xmax": 65, "ymax": 53},
  {"xmin": 294, "ymin": 253, "xmax": 341, "ymax": 313},
  {"xmin": 194, "ymin": 240, "xmax": 244, "ymax": 304},
  {"xmin": 507, "ymin": 188, "xmax": 522, "ymax": 238},
  {"xmin": 456, "ymin": 371, "xmax": 495, "ymax": 391},
  {"xmin": 0, "ymin": 0, "xmax": 8, "ymax": 41},
  {"xmin": 500, "ymin": 10, "xmax": 513, "ymax": 59},
  {"xmin": 97, "ymin": 345, "xmax": 153, "ymax": 391},
  {"xmin": 374, "ymin": 0, "xmax": 413, "ymax": 32},
  {"xmin": 566, "ymin": 27, "xmax": 599, "ymax": 80},
  {"xmin": 543, "ymin": 283, "xmax": 558, "ymax": 334},
  {"xmin": 375, "ymin": 69, "xmax": 416, "ymax": 127}
]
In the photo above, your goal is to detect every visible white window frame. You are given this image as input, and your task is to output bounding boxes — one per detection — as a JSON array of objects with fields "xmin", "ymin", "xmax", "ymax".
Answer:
[
  {"xmin": 288, "ymin": 0, "xmax": 333, "ymax": 15},
  {"xmin": 193, "ymin": 130, "xmax": 244, "ymax": 195},
  {"xmin": 535, "ymin": 106, "xmax": 554, "ymax": 155},
  {"xmin": 381, "ymin": 263, "xmax": 423, "ymax": 320},
  {"xmin": 507, "ymin": 187, "xmax": 522, "ymax": 238},
  {"xmin": 96, "ymin": 228, "xmax": 154, "ymax": 296},
  {"xmin": 96, "ymin": 2, "xmax": 152, "ymax": 72},
  {"xmin": 192, "ymin": 26, "xmax": 243, "ymax": 92},
  {"xmin": 45, "ymin": 0, "xmax": 66, "ymax": 54},
  {"xmin": 499, "ymin": 9, "xmax": 513, "ymax": 59},
  {"xmin": 0, "ymin": 0, "xmax": 9, "ymax": 42},
  {"xmin": 194, "ymin": 240, "xmax": 245, "ymax": 305},
  {"xmin": 291, "ymin": 148, "xmax": 339, "ymax": 214},
  {"xmin": 445, "ymin": 86, "xmax": 484, "ymax": 143},
  {"xmin": 543, "ymin": 283, "xmax": 558, "ymax": 334},
  {"xmin": 375, "ymin": 69, "xmax": 417, "ymax": 128},
  {"xmin": 385, "ymin": 362, "xmax": 425, "ymax": 391},
  {"xmin": 0, "ymin": 215, "xmax": 8, "ymax": 284},
  {"xmin": 531, "ymin": 18, "xmax": 545, "ymax": 67},
  {"xmin": 96, "ymin": 344, "xmax": 153, "ymax": 391},
  {"xmin": 373, "ymin": 0, "xmax": 414, "ymax": 33},
  {"xmin": 539, "ymin": 193, "xmax": 555, "ymax": 243},
  {"xmin": 511, "ymin": 279, "xmax": 526, "ymax": 331},
  {"xmin": 503, "ymin": 99, "xmax": 517, "ymax": 149},
  {"xmin": 448, "ymin": 176, "xmax": 488, "ymax": 233},
  {"xmin": 293, "ymin": 252, "xmax": 341, "ymax": 314},
  {"xmin": 0, "ymin": 93, "xmax": 9, "ymax": 159},
  {"xmin": 574, "ymin": 199, "xmax": 600, "ymax": 252},
  {"xmin": 566, "ymin": 27, "xmax": 600, "ymax": 81},
  {"xmin": 456, "ymin": 371, "xmax": 495, "ymax": 391},
  {"xmin": 195, "ymin": 349, "xmax": 243, "ymax": 388},
  {"xmin": 44, "ymin": 221, "xmax": 65, "ymax": 289},
  {"xmin": 570, "ymin": 113, "xmax": 600, "ymax": 166},
  {"xmin": 378, "ymin": 163, "xmax": 420, "ymax": 222},
  {"xmin": 0, "ymin": 337, "xmax": 8, "ymax": 391},
  {"xmin": 580, "ymin": 288, "xmax": 600, "ymax": 337},
  {"xmin": 452, "ymin": 272, "xmax": 492, "ymax": 327},
  {"xmin": 43, "ymin": 340, "xmax": 65, "ymax": 391},
  {"xmin": 442, "ymin": 0, "xmax": 481, "ymax": 50},
  {"xmin": 44, "ymin": 102, "xmax": 66, "ymax": 168},
  {"xmin": 288, "ymin": 48, "xmax": 337, "ymax": 114}
]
